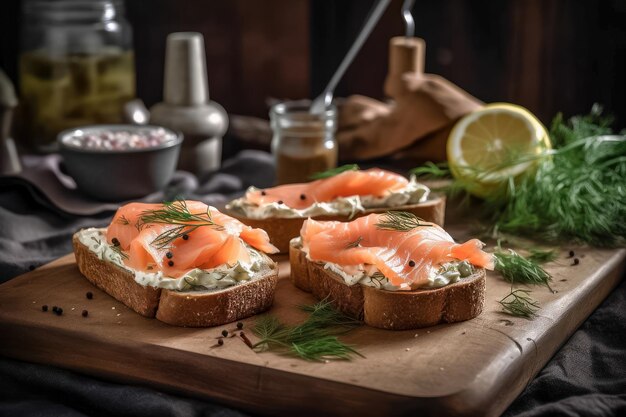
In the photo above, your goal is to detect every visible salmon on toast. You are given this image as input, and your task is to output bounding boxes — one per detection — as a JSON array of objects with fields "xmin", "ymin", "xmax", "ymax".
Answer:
[
  {"xmin": 290, "ymin": 211, "xmax": 492, "ymax": 329},
  {"xmin": 73, "ymin": 200, "xmax": 279, "ymax": 327},
  {"xmin": 226, "ymin": 167, "xmax": 446, "ymax": 253}
]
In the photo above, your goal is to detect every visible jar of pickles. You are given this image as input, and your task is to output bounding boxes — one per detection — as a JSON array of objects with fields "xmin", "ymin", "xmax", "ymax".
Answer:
[{"xmin": 19, "ymin": 0, "xmax": 135, "ymax": 152}]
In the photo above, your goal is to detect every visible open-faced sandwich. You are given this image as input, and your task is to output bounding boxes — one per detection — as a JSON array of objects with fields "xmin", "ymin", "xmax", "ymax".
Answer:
[
  {"xmin": 225, "ymin": 166, "xmax": 445, "ymax": 253},
  {"xmin": 289, "ymin": 211, "xmax": 494, "ymax": 330},
  {"xmin": 72, "ymin": 200, "xmax": 279, "ymax": 327}
]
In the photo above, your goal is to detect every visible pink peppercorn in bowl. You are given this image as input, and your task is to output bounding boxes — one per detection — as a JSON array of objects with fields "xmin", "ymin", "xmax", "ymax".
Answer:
[{"xmin": 58, "ymin": 125, "xmax": 183, "ymax": 201}]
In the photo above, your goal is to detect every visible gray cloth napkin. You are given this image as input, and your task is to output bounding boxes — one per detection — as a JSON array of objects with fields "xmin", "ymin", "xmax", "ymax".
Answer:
[{"xmin": 2, "ymin": 150, "xmax": 274, "ymax": 216}]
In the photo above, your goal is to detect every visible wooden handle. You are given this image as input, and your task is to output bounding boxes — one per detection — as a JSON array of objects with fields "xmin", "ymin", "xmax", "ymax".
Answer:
[{"xmin": 384, "ymin": 36, "xmax": 425, "ymax": 98}]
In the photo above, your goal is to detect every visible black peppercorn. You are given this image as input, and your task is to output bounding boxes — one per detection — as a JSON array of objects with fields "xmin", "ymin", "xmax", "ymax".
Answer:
[
  {"xmin": 408, "ymin": 260, "xmax": 416, "ymax": 267},
  {"xmin": 86, "ymin": 291, "xmax": 93, "ymax": 299},
  {"xmin": 168, "ymin": 260, "xmax": 174, "ymax": 267},
  {"xmin": 166, "ymin": 252, "xmax": 173, "ymax": 259},
  {"xmin": 82, "ymin": 310, "xmax": 89, "ymax": 317},
  {"xmin": 221, "ymin": 329, "xmax": 229, "ymax": 337},
  {"xmin": 568, "ymin": 250, "xmax": 575, "ymax": 258},
  {"xmin": 300, "ymin": 194, "xmax": 306, "ymax": 200},
  {"xmin": 217, "ymin": 338, "xmax": 224, "ymax": 346},
  {"xmin": 182, "ymin": 234, "xmax": 189, "ymax": 241},
  {"xmin": 42, "ymin": 305, "xmax": 48, "ymax": 312},
  {"xmin": 572, "ymin": 258, "xmax": 580, "ymax": 266},
  {"xmin": 277, "ymin": 200, "xmax": 284, "ymax": 205},
  {"xmin": 261, "ymin": 190, "xmax": 266, "ymax": 196},
  {"xmin": 236, "ymin": 322, "xmax": 244, "ymax": 330}
]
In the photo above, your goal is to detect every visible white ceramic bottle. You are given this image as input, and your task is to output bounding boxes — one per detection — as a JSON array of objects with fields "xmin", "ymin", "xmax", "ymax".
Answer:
[{"xmin": 150, "ymin": 32, "xmax": 228, "ymax": 174}]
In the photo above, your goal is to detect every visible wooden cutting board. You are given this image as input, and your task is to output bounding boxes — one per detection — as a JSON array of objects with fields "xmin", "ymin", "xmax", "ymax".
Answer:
[{"xmin": 0, "ymin": 233, "xmax": 624, "ymax": 417}]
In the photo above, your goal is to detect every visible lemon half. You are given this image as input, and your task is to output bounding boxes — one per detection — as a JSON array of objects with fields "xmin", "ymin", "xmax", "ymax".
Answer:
[{"xmin": 446, "ymin": 103, "xmax": 551, "ymax": 197}]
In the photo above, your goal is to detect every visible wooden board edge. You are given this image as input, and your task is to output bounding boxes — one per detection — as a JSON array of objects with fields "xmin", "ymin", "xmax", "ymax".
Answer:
[
  {"xmin": 0, "ymin": 318, "xmax": 473, "ymax": 417},
  {"xmin": 437, "ymin": 250, "xmax": 626, "ymax": 417}
]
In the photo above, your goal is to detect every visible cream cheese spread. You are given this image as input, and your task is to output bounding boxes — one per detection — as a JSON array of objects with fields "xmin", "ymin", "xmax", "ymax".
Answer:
[
  {"xmin": 77, "ymin": 228, "xmax": 267, "ymax": 292},
  {"xmin": 226, "ymin": 176, "xmax": 430, "ymax": 220},
  {"xmin": 322, "ymin": 260, "xmax": 469, "ymax": 291},
  {"xmin": 293, "ymin": 237, "xmax": 473, "ymax": 292}
]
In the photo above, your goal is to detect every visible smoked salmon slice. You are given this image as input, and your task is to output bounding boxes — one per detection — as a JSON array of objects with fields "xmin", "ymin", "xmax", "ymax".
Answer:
[
  {"xmin": 106, "ymin": 201, "xmax": 278, "ymax": 278},
  {"xmin": 300, "ymin": 213, "xmax": 494, "ymax": 289},
  {"xmin": 245, "ymin": 168, "xmax": 410, "ymax": 209}
]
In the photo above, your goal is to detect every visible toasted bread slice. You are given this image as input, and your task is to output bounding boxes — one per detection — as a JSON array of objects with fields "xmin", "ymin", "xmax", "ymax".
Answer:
[
  {"xmin": 226, "ymin": 195, "xmax": 446, "ymax": 254},
  {"xmin": 73, "ymin": 234, "xmax": 278, "ymax": 327},
  {"xmin": 289, "ymin": 241, "xmax": 485, "ymax": 330}
]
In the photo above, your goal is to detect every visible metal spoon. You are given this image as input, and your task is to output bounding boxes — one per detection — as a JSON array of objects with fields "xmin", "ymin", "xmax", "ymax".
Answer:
[
  {"xmin": 310, "ymin": 0, "xmax": 391, "ymax": 114},
  {"xmin": 402, "ymin": 0, "xmax": 416, "ymax": 38}
]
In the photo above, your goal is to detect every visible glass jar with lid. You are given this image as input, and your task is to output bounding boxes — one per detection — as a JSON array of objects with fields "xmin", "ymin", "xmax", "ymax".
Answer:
[
  {"xmin": 19, "ymin": 0, "xmax": 135, "ymax": 152},
  {"xmin": 270, "ymin": 100, "xmax": 338, "ymax": 185}
]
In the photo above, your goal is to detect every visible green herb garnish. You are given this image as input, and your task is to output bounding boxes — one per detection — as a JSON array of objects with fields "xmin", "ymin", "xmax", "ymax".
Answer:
[
  {"xmin": 499, "ymin": 289, "xmax": 540, "ymax": 318},
  {"xmin": 182, "ymin": 277, "xmax": 209, "ymax": 291},
  {"xmin": 493, "ymin": 249, "xmax": 552, "ymax": 290},
  {"xmin": 252, "ymin": 299, "xmax": 362, "ymax": 361},
  {"xmin": 117, "ymin": 215, "xmax": 130, "ymax": 225},
  {"xmin": 139, "ymin": 200, "xmax": 224, "ymax": 249},
  {"xmin": 345, "ymin": 236, "xmax": 363, "ymax": 249},
  {"xmin": 110, "ymin": 244, "xmax": 129, "ymax": 260},
  {"xmin": 368, "ymin": 271, "xmax": 388, "ymax": 288},
  {"xmin": 411, "ymin": 106, "xmax": 626, "ymax": 247},
  {"xmin": 309, "ymin": 164, "xmax": 360, "ymax": 180},
  {"xmin": 375, "ymin": 211, "xmax": 432, "ymax": 232},
  {"xmin": 527, "ymin": 248, "xmax": 558, "ymax": 264}
]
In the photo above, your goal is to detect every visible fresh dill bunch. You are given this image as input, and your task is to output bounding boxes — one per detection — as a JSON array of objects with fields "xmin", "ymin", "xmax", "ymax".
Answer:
[
  {"xmin": 493, "ymin": 249, "xmax": 552, "ymax": 290},
  {"xmin": 412, "ymin": 106, "xmax": 626, "ymax": 247},
  {"xmin": 499, "ymin": 289, "xmax": 540, "ymax": 318},
  {"xmin": 253, "ymin": 299, "xmax": 362, "ymax": 361},
  {"xmin": 139, "ymin": 200, "xmax": 224, "ymax": 248},
  {"xmin": 375, "ymin": 211, "xmax": 432, "ymax": 232},
  {"xmin": 309, "ymin": 164, "xmax": 359, "ymax": 180}
]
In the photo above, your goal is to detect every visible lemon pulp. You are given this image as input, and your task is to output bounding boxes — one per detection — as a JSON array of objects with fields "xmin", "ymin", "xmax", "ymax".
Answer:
[{"xmin": 446, "ymin": 103, "xmax": 551, "ymax": 197}]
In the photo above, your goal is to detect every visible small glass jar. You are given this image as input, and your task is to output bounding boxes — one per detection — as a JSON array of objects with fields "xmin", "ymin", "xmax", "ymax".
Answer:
[
  {"xmin": 270, "ymin": 100, "xmax": 338, "ymax": 184},
  {"xmin": 19, "ymin": 0, "xmax": 135, "ymax": 152}
]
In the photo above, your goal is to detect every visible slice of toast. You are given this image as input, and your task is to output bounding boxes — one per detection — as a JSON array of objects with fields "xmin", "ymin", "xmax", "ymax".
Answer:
[
  {"xmin": 289, "ymin": 241, "xmax": 485, "ymax": 330},
  {"xmin": 226, "ymin": 195, "xmax": 446, "ymax": 254},
  {"xmin": 73, "ymin": 234, "xmax": 278, "ymax": 327}
]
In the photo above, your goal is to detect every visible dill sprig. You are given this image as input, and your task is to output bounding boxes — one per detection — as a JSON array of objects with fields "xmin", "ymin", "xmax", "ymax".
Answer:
[
  {"xmin": 110, "ymin": 244, "xmax": 129, "ymax": 260},
  {"xmin": 116, "ymin": 215, "xmax": 130, "ymax": 225},
  {"xmin": 345, "ymin": 236, "xmax": 363, "ymax": 248},
  {"xmin": 411, "ymin": 106, "xmax": 626, "ymax": 247},
  {"xmin": 182, "ymin": 277, "xmax": 209, "ymax": 292},
  {"xmin": 375, "ymin": 211, "xmax": 433, "ymax": 232},
  {"xmin": 499, "ymin": 289, "xmax": 540, "ymax": 318},
  {"xmin": 252, "ymin": 299, "xmax": 362, "ymax": 361},
  {"xmin": 309, "ymin": 164, "xmax": 360, "ymax": 180},
  {"xmin": 493, "ymin": 249, "xmax": 552, "ymax": 290},
  {"xmin": 527, "ymin": 248, "xmax": 558, "ymax": 264},
  {"xmin": 139, "ymin": 200, "xmax": 224, "ymax": 249}
]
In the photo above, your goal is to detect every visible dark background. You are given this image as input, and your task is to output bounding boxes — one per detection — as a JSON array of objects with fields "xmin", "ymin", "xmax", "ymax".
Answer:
[{"xmin": 1, "ymin": 0, "xmax": 625, "ymax": 135}]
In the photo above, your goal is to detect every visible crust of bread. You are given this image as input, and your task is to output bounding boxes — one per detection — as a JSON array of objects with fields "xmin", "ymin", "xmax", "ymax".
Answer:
[
  {"xmin": 72, "ymin": 234, "xmax": 278, "ymax": 327},
  {"xmin": 289, "ymin": 242, "xmax": 485, "ymax": 330},
  {"xmin": 226, "ymin": 195, "xmax": 446, "ymax": 254},
  {"xmin": 73, "ymin": 235, "xmax": 160, "ymax": 317}
]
